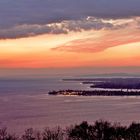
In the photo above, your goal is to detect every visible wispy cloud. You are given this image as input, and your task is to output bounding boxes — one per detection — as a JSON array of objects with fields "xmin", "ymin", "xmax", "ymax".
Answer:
[{"xmin": 52, "ymin": 27, "xmax": 140, "ymax": 53}]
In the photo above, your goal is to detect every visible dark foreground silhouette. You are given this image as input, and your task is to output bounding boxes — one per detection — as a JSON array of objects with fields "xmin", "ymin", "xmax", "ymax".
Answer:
[{"xmin": 1, "ymin": 120, "xmax": 140, "ymax": 140}]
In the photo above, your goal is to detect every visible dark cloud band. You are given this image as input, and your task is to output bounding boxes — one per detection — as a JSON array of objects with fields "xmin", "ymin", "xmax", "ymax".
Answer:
[{"xmin": 0, "ymin": 0, "xmax": 140, "ymax": 38}]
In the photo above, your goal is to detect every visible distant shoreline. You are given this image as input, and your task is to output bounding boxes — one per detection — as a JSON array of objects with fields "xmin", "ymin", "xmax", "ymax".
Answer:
[{"xmin": 63, "ymin": 78, "xmax": 140, "ymax": 90}]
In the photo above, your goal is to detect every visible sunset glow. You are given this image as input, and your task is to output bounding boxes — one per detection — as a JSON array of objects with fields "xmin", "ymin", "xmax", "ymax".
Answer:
[
  {"xmin": 0, "ymin": 0, "xmax": 140, "ymax": 69},
  {"xmin": 0, "ymin": 17, "xmax": 140, "ymax": 68}
]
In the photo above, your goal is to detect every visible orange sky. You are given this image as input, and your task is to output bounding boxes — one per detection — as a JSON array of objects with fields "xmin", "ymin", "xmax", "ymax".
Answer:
[{"xmin": 0, "ymin": 17, "xmax": 140, "ymax": 68}]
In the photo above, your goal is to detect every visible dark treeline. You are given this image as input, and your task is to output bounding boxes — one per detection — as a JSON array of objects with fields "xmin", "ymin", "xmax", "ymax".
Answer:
[
  {"xmin": 1, "ymin": 120, "xmax": 140, "ymax": 140},
  {"xmin": 48, "ymin": 90, "xmax": 140, "ymax": 96}
]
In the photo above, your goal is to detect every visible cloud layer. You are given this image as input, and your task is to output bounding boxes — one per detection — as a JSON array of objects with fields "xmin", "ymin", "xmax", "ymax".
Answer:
[
  {"xmin": 0, "ymin": 17, "xmax": 114, "ymax": 38},
  {"xmin": 0, "ymin": 16, "xmax": 139, "ymax": 39},
  {"xmin": 0, "ymin": 0, "xmax": 140, "ymax": 38}
]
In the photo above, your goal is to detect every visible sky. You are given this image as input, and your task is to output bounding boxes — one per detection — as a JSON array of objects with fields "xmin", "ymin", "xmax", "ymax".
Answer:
[{"xmin": 0, "ymin": 0, "xmax": 140, "ymax": 70}]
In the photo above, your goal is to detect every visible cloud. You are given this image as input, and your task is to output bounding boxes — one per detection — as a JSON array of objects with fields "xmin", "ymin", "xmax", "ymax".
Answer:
[
  {"xmin": 0, "ymin": 0, "xmax": 140, "ymax": 38},
  {"xmin": 52, "ymin": 29, "xmax": 140, "ymax": 53},
  {"xmin": 0, "ymin": 17, "xmax": 139, "ymax": 39},
  {"xmin": 1, "ymin": 0, "xmax": 140, "ymax": 26},
  {"xmin": 0, "ymin": 17, "xmax": 115, "ymax": 39}
]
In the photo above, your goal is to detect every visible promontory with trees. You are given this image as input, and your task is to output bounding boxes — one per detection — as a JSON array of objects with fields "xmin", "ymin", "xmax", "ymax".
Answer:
[
  {"xmin": 48, "ymin": 89, "xmax": 140, "ymax": 96},
  {"xmin": 50, "ymin": 78, "xmax": 140, "ymax": 96}
]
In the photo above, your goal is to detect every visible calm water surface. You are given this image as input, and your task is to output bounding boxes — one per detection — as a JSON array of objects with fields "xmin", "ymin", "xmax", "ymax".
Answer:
[{"xmin": 0, "ymin": 78, "xmax": 140, "ymax": 133}]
